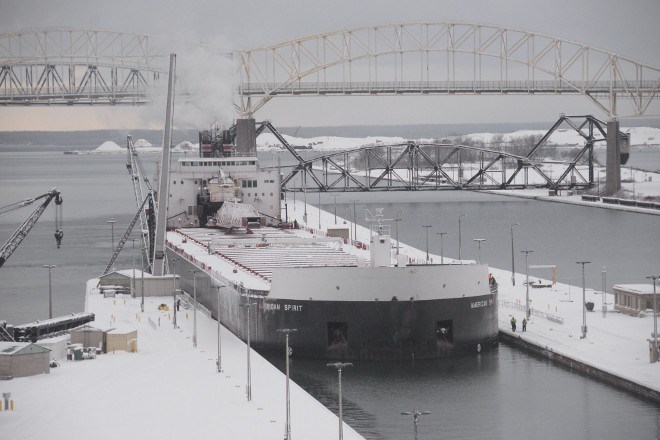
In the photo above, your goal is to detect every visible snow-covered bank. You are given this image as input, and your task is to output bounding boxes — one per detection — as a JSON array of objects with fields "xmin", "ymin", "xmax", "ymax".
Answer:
[{"xmin": 1, "ymin": 284, "xmax": 364, "ymax": 440}]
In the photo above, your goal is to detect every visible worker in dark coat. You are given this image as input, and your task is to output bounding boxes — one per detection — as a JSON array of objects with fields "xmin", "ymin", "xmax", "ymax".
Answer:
[{"xmin": 522, "ymin": 318, "xmax": 528, "ymax": 332}]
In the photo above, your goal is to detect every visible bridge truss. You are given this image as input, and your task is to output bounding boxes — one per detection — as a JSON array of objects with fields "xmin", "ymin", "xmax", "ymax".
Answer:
[
  {"xmin": 265, "ymin": 115, "xmax": 609, "ymax": 193},
  {"xmin": 237, "ymin": 22, "xmax": 660, "ymax": 118},
  {"xmin": 0, "ymin": 29, "xmax": 167, "ymax": 105}
]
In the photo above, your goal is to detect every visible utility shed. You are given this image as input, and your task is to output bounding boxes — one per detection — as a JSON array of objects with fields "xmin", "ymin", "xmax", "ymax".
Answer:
[
  {"xmin": 99, "ymin": 270, "xmax": 178, "ymax": 298},
  {"xmin": 70, "ymin": 324, "xmax": 111, "ymax": 352},
  {"xmin": 614, "ymin": 284, "xmax": 659, "ymax": 317},
  {"xmin": 106, "ymin": 327, "xmax": 138, "ymax": 353},
  {"xmin": 0, "ymin": 342, "xmax": 50, "ymax": 379}
]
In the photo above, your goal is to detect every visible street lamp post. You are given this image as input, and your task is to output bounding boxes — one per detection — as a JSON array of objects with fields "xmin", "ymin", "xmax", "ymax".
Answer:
[
  {"xmin": 352, "ymin": 200, "xmax": 358, "ymax": 244},
  {"xmin": 458, "ymin": 214, "xmax": 467, "ymax": 260},
  {"xmin": 473, "ymin": 238, "xmax": 486, "ymax": 264},
  {"xmin": 333, "ymin": 194, "xmax": 339, "ymax": 224},
  {"xmin": 327, "ymin": 362, "xmax": 353, "ymax": 440},
  {"xmin": 318, "ymin": 191, "xmax": 322, "ymax": 230},
  {"xmin": 602, "ymin": 266, "xmax": 607, "ymax": 318},
  {"xmin": 401, "ymin": 410, "xmax": 431, "ymax": 440},
  {"xmin": 422, "ymin": 225, "xmax": 432, "ymax": 263},
  {"xmin": 140, "ymin": 244, "xmax": 145, "ymax": 312},
  {"xmin": 521, "ymin": 250, "xmax": 533, "ymax": 319},
  {"xmin": 436, "ymin": 232, "xmax": 447, "ymax": 265},
  {"xmin": 172, "ymin": 257, "xmax": 178, "ymax": 328},
  {"xmin": 107, "ymin": 217, "xmax": 116, "ymax": 271},
  {"xmin": 107, "ymin": 217, "xmax": 116, "ymax": 251},
  {"xmin": 241, "ymin": 300, "xmax": 258, "ymax": 401},
  {"xmin": 189, "ymin": 269, "xmax": 199, "ymax": 348},
  {"xmin": 510, "ymin": 223, "xmax": 520, "ymax": 285},
  {"xmin": 646, "ymin": 275, "xmax": 659, "ymax": 362},
  {"xmin": 42, "ymin": 265, "xmax": 56, "ymax": 319},
  {"xmin": 344, "ymin": 208, "xmax": 352, "ymax": 244},
  {"xmin": 277, "ymin": 328, "xmax": 298, "ymax": 440},
  {"xmin": 576, "ymin": 261, "xmax": 591, "ymax": 339},
  {"xmin": 216, "ymin": 285, "xmax": 225, "ymax": 373},
  {"xmin": 394, "ymin": 210, "xmax": 405, "ymax": 256}
]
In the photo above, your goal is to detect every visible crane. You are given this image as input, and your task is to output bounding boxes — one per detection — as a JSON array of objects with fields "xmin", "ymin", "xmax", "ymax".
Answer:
[
  {"xmin": 0, "ymin": 188, "xmax": 63, "ymax": 268},
  {"xmin": 126, "ymin": 135, "xmax": 154, "ymax": 272}
]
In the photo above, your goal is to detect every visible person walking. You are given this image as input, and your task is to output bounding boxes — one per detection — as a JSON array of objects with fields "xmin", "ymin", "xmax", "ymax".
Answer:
[
  {"xmin": 522, "ymin": 318, "xmax": 528, "ymax": 332},
  {"xmin": 510, "ymin": 316, "xmax": 517, "ymax": 332}
]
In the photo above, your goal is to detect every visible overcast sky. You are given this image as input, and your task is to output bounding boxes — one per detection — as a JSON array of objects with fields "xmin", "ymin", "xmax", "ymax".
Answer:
[{"xmin": 1, "ymin": 0, "xmax": 659, "ymax": 130}]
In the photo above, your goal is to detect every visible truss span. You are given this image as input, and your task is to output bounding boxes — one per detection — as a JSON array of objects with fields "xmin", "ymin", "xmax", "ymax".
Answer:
[
  {"xmin": 265, "ymin": 115, "xmax": 611, "ymax": 193},
  {"xmin": 238, "ymin": 22, "xmax": 660, "ymax": 118},
  {"xmin": 0, "ymin": 29, "xmax": 169, "ymax": 105}
]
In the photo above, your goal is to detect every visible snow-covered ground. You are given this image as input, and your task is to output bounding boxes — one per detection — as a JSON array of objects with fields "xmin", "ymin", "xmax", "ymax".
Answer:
[
  {"xmin": 83, "ymin": 125, "xmax": 660, "ymax": 154},
  {"xmin": 1, "ymin": 279, "xmax": 363, "ymax": 440}
]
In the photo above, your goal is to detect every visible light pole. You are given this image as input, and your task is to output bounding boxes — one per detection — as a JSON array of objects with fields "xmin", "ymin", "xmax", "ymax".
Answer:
[
  {"xmin": 401, "ymin": 410, "xmax": 431, "ymax": 440},
  {"xmin": 436, "ymin": 232, "xmax": 447, "ymax": 265},
  {"xmin": 42, "ymin": 265, "xmax": 56, "ymax": 319},
  {"xmin": 277, "ymin": 328, "xmax": 298, "ymax": 440},
  {"xmin": 216, "ymin": 285, "xmax": 225, "ymax": 373},
  {"xmin": 394, "ymin": 210, "xmax": 405, "ymax": 256},
  {"xmin": 241, "ymin": 300, "xmax": 258, "ymax": 401},
  {"xmin": 521, "ymin": 250, "xmax": 533, "ymax": 319},
  {"xmin": 458, "ymin": 214, "xmax": 466, "ymax": 260},
  {"xmin": 473, "ymin": 238, "xmax": 486, "ymax": 264},
  {"xmin": 510, "ymin": 223, "xmax": 520, "ymax": 285},
  {"xmin": 172, "ymin": 257, "xmax": 178, "ymax": 329},
  {"xmin": 422, "ymin": 225, "xmax": 432, "ymax": 263},
  {"xmin": 318, "ymin": 190, "xmax": 322, "ymax": 230},
  {"xmin": 602, "ymin": 266, "xmax": 607, "ymax": 318},
  {"xmin": 646, "ymin": 275, "xmax": 659, "ymax": 361},
  {"xmin": 327, "ymin": 362, "xmax": 353, "ymax": 440},
  {"xmin": 107, "ymin": 217, "xmax": 116, "ymax": 252},
  {"xmin": 576, "ymin": 261, "xmax": 591, "ymax": 339},
  {"xmin": 333, "ymin": 194, "xmax": 339, "ymax": 224},
  {"xmin": 189, "ymin": 269, "xmax": 199, "ymax": 348},
  {"xmin": 344, "ymin": 208, "xmax": 352, "ymax": 244},
  {"xmin": 352, "ymin": 200, "xmax": 358, "ymax": 244},
  {"xmin": 140, "ymin": 243, "xmax": 145, "ymax": 313}
]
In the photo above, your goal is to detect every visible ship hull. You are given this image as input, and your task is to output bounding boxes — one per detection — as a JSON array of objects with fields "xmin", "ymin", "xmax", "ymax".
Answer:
[{"xmin": 169, "ymin": 248, "xmax": 498, "ymax": 360}]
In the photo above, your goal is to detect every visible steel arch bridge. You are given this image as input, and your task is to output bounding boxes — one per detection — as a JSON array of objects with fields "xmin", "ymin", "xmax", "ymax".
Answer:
[
  {"xmin": 0, "ymin": 28, "xmax": 168, "ymax": 105},
  {"xmin": 237, "ymin": 22, "xmax": 660, "ymax": 118},
  {"xmin": 1, "ymin": 24, "xmax": 659, "ymax": 118}
]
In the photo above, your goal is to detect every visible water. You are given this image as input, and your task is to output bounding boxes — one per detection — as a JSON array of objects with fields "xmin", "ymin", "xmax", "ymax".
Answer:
[
  {"xmin": 266, "ymin": 346, "xmax": 660, "ymax": 440},
  {"xmin": 595, "ymin": 145, "xmax": 660, "ymax": 173},
  {"xmin": 1, "ymin": 146, "xmax": 659, "ymax": 439}
]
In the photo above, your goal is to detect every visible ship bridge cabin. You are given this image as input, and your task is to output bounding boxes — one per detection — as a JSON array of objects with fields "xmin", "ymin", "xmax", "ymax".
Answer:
[{"xmin": 168, "ymin": 156, "xmax": 281, "ymax": 229}]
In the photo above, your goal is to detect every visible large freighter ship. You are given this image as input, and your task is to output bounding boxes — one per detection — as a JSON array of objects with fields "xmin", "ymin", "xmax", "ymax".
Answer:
[{"xmin": 162, "ymin": 121, "xmax": 498, "ymax": 360}]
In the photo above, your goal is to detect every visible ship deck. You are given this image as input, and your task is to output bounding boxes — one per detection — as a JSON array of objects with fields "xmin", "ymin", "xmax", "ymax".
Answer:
[{"xmin": 168, "ymin": 227, "xmax": 358, "ymax": 287}]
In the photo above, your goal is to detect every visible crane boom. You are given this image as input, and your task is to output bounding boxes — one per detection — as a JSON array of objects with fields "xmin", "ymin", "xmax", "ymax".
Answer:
[
  {"xmin": 102, "ymin": 191, "xmax": 155, "ymax": 275},
  {"xmin": 0, "ymin": 188, "xmax": 63, "ymax": 268}
]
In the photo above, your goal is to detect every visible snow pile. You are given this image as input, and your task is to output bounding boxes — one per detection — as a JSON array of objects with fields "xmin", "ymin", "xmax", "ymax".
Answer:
[
  {"xmin": 133, "ymin": 138, "xmax": 153, "ymax": 148},
  {"xmin": 257, "ymin": 133, "xmax": 407, "ymax": 151},
  {"xmin": 173, "ymin": 141, "xmax": 196, "ymax": 152},
  {"xmin": 91, "ymin": 140, "xmax": 123, "ymax": 154}
]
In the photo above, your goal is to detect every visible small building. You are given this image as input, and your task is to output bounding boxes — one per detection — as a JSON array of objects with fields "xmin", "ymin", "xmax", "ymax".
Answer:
[
  {"xmin": 98, "ymin": 270, "xmax": 178, "ymax": 298},
  {"xmin": 70, "ymin": 324, "xmax": 111, "ymax": 352},
  {"xmin": 0, "ymin": 342, "xmax": 50, "ymax": 379},
  {"xmin": 613, "ymin": 284, "xmax": 660, "ymax": 317},
  {"xmin": 106, "ymin": 327, "xmax": 138, "ymax": 353},
  {"xmin": 37, "ymin": 335, "xmax": 69, "ymax": 362}
]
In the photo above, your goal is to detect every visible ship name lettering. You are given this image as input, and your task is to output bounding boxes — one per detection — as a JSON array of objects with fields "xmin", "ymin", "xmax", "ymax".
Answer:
[
  {"xmin": 264, "ymin": 303, "xmax": 281, "ymax": 311},
  {"xmin": 470, "ymin": 300, "xmax": 489, "ymax": 309},
  {"xmin": 285, "ymin": 304, "xmax": 303, "ymax": 312}
]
